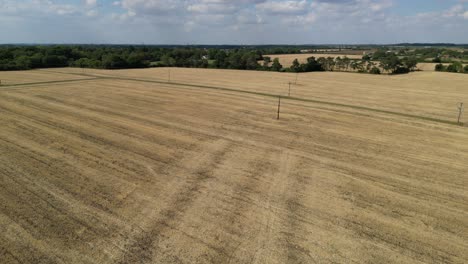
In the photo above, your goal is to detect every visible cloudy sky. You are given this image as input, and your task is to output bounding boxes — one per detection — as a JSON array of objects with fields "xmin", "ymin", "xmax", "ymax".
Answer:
[{"xmin": 1, "ymin": 0, "xmax": 468, "ymax": 44}]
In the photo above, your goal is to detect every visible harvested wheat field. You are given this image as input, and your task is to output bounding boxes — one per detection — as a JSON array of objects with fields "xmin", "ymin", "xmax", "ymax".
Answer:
[
  {"xmin": 52, "ymin": 67, "xmax": 468, "ymax": 122},
  {"xmin": 0, "ymin": 68, "xmax": 468, "ymax": 263},
  {"xmin": 0, "ymin": 70, "xmax": 92, "ymax": 86},
  {"xmin": 263, "ymin": 53, "xmax": 363, "ymax": 67}
]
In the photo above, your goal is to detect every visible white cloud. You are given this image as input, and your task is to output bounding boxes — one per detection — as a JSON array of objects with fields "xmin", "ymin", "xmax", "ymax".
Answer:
[
  {"xmin": 0, "ymin": 0, "xmax": 83, "ymax": 16},
  {"xmin": 86, "ymin": 10, "xmax": 98, "ymax": 17},
  {"xmin": 256, "ymin": 0, "xmax": 309, "ymax": 15},
  {"xmin": 443, "ymin": 5, "xmax": 464, "ymax": 17},
  {"xmin": 417, "ymin": 4, "xmax": 467, "ymax": 20},
  {"xmin": 84, "ymin": 0, "xmax": 97, "ymax": 8},
  {"xmin": 0, "ymin": 0, "xmax": 468, "ymax": 44},
  {"xmin": 120, "ymin": 0, "xmax": 185, "ymax": 15}
]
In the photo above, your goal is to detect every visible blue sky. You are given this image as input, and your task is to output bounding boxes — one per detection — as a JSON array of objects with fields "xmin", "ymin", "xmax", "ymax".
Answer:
[{"xmin": 1, "ymin": 0, "xmax": 467, "ymax": 44}]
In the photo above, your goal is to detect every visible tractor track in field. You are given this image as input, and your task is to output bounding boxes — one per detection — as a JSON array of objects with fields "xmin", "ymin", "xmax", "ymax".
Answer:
[
  {"xmin": 117, "ymin": 139, "xmax": 234, "ymax": 263},
  {"xmin": 0, "ymin": 77, "xmax": 102, "ymax": 88}
]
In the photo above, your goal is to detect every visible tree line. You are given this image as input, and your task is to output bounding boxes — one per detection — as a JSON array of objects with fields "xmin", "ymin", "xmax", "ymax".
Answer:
[
  {"xmin": 0, "ymin": 45, "xmax": 267, "ymax": 71},
  {"xmin": 263, "ymin": 53, "xmax": 417, "ymax": 75},
  {"xmin": 0, "ymin": 45, "xmax": 417, "ymax": 74},
  {"xmin": 435, "ymin": 62, "xmax": 468, "ymax": 74}
]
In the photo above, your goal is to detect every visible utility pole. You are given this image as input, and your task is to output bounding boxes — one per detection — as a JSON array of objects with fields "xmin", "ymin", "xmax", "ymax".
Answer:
[
  {"xmin": 295, "ymin": 72, "xmax": 298, "ymax": 85},
  {"xmin": 457, "ymin": 102, "xmax": 464, "ymax": 125},
  {"xmin": 277, "ymin": 96, "xmax": 281, "ymax": 120},
  {"xmin": 168, "ymin": 69, "xmax": 171, "ymax": 82},
  {"xmin": 288, "ymin": 82, "xmax": 291, "ymax": 97}
]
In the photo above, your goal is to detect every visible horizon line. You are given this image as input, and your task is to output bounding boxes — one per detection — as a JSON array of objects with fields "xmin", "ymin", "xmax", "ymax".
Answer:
[{"xmin": 1, "ymin": 43, "xmax": 468, "ymax": 46}]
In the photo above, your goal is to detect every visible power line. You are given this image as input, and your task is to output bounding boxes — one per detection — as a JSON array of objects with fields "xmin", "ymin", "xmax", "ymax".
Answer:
[
  {"xmin": 457, "ymin": 102, "xmax": 464, "ymax": 125},
  {"xmin": 277, "ymin": 96, "xmax": 281, "ymax": 120}
]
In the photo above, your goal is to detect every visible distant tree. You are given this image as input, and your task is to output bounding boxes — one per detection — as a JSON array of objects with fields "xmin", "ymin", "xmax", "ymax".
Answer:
[
  {"xmin": 72, "ymin": 58, "xmax": 101, "ymax": 68},
  {"xmin": 317, "ymin": 57, "xmax": 336, "ymax": 71},
  {"xmin": 102, "ymin": 54, "xmax": 127, "ymax": 69},
  {"xmin": 291, "ymin": 59, "xmax": 301, "ymax": 72},
  {"xmin": 327, "ymin": 57, "xmax": 335, "ymax": 71},
  {"xmin": 228, "ymin": 52, "xmax": 243, "ymax": 69},
  {"xmin": 15, "ymin": 56, "xmax": 33, "ymax": 69},
  {"xmin": 301, "ymin": 57, "xmax": 323, "ymax": 72},
  {"xmin": 402, "ymin": 56, "xmax": 418, "ymax": 71},
  {"xmin": 446, "ymin": 62, "xmax": 463, "ymax": 73},
  {"xmin": 317, "ymin": 57, "xmax": 328, "ymax": 70},
  {"xmin": 243, "ymin": 53, "xmax": 259, "ymax": 70},
  {"xmin": 369, "ymin": 67, "xmax": 381, "ymax": 74},
  {"xmin": 30, "ymin": 53, "xmax": 44, "ymax": 68},
  {"xmin": 263, "ymin": 56, "xmax": 271, "ymax": 68},
  {"xmin": 446, "ymin": 65, "xmax": 457, "ymax": 72},
  {"xmin": 0, "ymin": 49, "xmax": 13, "ymax": 60},
  {"xmin": 435, "ymin": 63, "xmax": 446, "ymax": 72},
  {"xmin": 335, "ymin": 57, "xmax": 344, "ymax": 71},
  {"xmin": 41, "ymin": 55, "xmax": 68, "ymax": 68},
  {"xmin": 356, "ymin": 61, "xmax": 365, "ymax": 72},
  {"xmin": 397, "ymin": 49, "xmax": 408, "ymax": 56},
  {"xmin": 214, "ymin": 50, "xmax": 227, "ymax": 68},
  {"xmin": 160, "ymin": 54, "xmax": 176, "ymax": 67},
  {"xmin": 126, "ymin": 52, "xmax": 148, "ymax": 68},
  {"xmin": 342, "ymin": 56, "xmax": 351, "ymax": 70},
  {"xmin": 453, "ymin": 61, "xmax": 463, "ymax": 72},
  {"xmin": 0, "ymin": 60, "xmax": 19, "ymax": 70},
  {"xmin": 464, "ymin": 65, "xmax": 468, "ymax": 73},
  {"xmin": 362, "ymin": 54, "xmax": 371, "ymax": 61},
  {"xmin": 271, "ymin": 58, "xmax": 282, "ymax": 71},
  {"xmin": 372, "ymin": 50, "xmax": 388, "ymax": 60},
  {"xmin": 392, "ymin": 67, "xmax": 410, "ymax": 74},
  {"xmin": 366, "ymin": 61, "xmax": 376, "ymax": 71},
  {"xmin": 432, "ymin": 57, "xmax": 442, "ymax": 63},
  {"xmin": 380, "ymin": 55, "xmax": 404, "ymax": 73}
]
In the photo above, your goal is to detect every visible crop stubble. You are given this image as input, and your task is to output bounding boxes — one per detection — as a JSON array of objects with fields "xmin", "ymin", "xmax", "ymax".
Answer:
[{"xmin": 0, "ymin": 69, "xmax": 467, "ymax": 263}]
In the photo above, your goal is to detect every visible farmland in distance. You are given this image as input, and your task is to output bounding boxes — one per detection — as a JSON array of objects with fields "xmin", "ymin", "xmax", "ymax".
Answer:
[
  {"xmin": 262, "ymin": 53, "xmax": 364, "ymax": 67},
  {"xmin": 263, "ymin": 54, "xmax": 466, "ymax": 72}
]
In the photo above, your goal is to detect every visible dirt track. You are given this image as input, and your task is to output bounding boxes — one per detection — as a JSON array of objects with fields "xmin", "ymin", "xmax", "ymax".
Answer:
[{"xmin": 0, "ymin": 69, "xmax": 467, "ymax": 263}]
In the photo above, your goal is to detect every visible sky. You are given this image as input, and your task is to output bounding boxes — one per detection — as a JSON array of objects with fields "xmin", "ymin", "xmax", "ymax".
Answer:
[{"xmin": 1, "ymin": 0, "xmax": 468, "ymax": 44}]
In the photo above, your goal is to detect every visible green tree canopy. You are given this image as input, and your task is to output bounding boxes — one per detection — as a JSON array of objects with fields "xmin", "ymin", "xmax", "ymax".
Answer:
[
  {"xmin": 435, "ymin": 63, "xmax": 446, "ymax": 71},
  {"xmin": 291, "ymin": 59, "xmax": 301, "ymax": 72},
  {"xmin": 271, "ymin": 58, "xmax": 283, "ymax": 72}
]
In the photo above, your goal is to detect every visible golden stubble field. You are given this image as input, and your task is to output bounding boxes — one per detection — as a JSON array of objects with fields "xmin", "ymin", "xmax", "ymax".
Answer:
[
  {"xmin": 0, "ymin": 68, "xmax": 467, "ymax": 263},
  {"xmin": 53, "ymin": 67, "xmax": 468, "ymax": 122}
]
